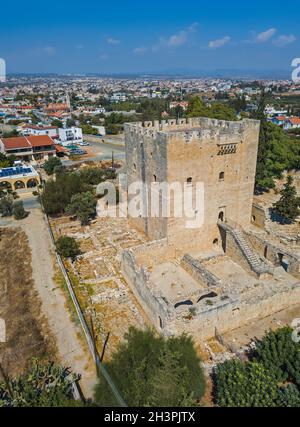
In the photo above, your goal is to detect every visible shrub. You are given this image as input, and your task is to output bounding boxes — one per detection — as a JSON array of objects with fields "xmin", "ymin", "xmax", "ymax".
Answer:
[
  {"xmin": 94, "ymin": 327, "xmax": 206, "ymax": 407},
  {"xmin": 56, "ymin": 236, "xmax": 81, "ymax": 260},
  {"xmin": 44, "ymin": 157, "xmax": 63, "ymax": 175},
  {"xmin": 12, "ymin": 200, "xmax": 27, "ymax": 220}
]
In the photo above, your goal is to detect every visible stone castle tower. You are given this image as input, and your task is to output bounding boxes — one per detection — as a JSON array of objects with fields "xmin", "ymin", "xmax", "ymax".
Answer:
[{"xmin": 124, "ymin": 117, "xmax": 260, "ymax": 254}]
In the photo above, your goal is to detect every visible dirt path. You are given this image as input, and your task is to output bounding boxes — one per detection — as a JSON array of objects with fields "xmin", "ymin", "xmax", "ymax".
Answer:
[{"xmin": 1, "ymin": 207, "xmax": 97, "ymax": 399}]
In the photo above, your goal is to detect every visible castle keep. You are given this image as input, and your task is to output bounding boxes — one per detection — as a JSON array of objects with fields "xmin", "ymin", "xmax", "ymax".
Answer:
[
  {"xmin": 124, "ymin": 117, "xmax": 260, "ymax": 252},
  {"xmin": 121, "ymin": 117, "xmax": 300, "ymax": 339}
]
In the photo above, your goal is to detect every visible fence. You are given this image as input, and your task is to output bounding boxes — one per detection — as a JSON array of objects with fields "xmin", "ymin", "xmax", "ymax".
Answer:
[{"xmin": 43, "ymin": 211, "xmax": 127, "ymax": 407}]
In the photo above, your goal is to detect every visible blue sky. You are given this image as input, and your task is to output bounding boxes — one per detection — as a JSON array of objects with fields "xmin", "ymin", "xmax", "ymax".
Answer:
[{"xmin": 1, "ymin": 0, "xmax": 300, "ymax": 74}]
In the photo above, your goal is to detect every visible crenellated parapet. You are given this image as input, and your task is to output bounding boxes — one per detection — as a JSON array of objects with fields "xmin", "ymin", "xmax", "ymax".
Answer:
[{"xmin": 124, "ymin": 117, "xmax": 260, "ymax": 144}]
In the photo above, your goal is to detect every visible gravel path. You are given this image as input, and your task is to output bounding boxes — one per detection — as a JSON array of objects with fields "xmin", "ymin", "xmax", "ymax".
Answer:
[{"xmin": 2, "ymin": 206, "xmax": 97, "ymax": 399}]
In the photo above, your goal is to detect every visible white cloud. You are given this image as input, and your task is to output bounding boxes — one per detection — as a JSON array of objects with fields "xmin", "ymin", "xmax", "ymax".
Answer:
[
  {"xmin": 273, "ymin": 34, "xmax": 296, "ymax": 47},
  {"xmin": 156, "ymin": 23, "xmax": 199, "ymax": 50},
  {"xmin": 133, "ymin": 47, "xmax": 148, "ymax": 55},
  {"xmin": 255, "ymin": 28, "xmax": 277, "ymax": 43},
  {"xmin": 107, "ymin": 38, "xmax": 120, "ymax": 45},
  {"xmin": 208, "ymin": 36, "xmax": 231, "ymax": 49}
]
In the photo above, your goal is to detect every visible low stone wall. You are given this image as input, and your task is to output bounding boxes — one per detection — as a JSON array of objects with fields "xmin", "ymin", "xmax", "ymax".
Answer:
[
  {"xmin": 173, "ymin": 282, "xmax": 300, "ymax": 340},
  {"xmin": 121, "ymin": 247, "xmax": 173, "ymax": 332},
  {"xmin": 180, "ymin": 254, "xmax": 222, "ymax": 288},
  {"xmin": 133, "ymin": 238, "xmax": 176, "ymax": 268}
]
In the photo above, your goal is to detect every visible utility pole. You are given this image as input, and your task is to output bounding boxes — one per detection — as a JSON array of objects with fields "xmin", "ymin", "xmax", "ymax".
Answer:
[
  {"xmin": 90, "ymin": 314, "xmax": 100, "ymax": 377},
  {"xmin": 100, "ymin": 332, "xmax": 110, "ymax": 363},
  {"xmin": 111, "ymin": 151, "xmax": 115, "ymax": 172}
]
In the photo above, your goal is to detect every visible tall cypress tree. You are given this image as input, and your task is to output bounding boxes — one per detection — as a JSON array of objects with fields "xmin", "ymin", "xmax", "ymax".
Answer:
[
  {"xmin": 273, "ymin": 175, "xmax": 300, "ymax": 223},
  {"xmin": 253, "ymin": 89, "xmax": 275, "ymax": 192}
]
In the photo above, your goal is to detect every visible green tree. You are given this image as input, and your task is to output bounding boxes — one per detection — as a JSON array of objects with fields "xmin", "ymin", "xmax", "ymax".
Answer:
[
  {"xmin": 253, "ymin": 327, "xmax": 300, "ymax": 386},
  {"xmin": 0, "ymin": 153, "xmax": 17, "ymax": 168},
  {"xmin": 12, "ymin": 200, "xmax": 27, "ymax": 220},
  {"xmin": 56, "ymin": 236, "xmax": 81, "ymax": 260},
  {"xmin": 94, "ymin": 327, "xmax": 206, "ymax": 407},
  {"xmin": 81, "ymin": 124, "xmax": 98, "ymax": 135},
  {"xmin": 0, "ymin": 360, "xmax": 82, "ymax": 407},
  {"xmin": 44, "ymin": 157, "xmax": 63, "ymax": 176},
  {"xmin": 0, "ymin": 195, "xmax": 14, "ymax": 217},
  {"xmin": 51, "ymin": 119, "xmax": 63, "ymax": 128},
  {"xmin": 273, "ymin": 176, "xmax": 300, "ymax": 223},
  {"xmin": 276, "ymin": 385, "xmax": 300, "ymax": 407},
  {"xmin": 186, "ymin": 97, "xmax": 237, "ymax": 121},
  {"xmin": 209, "ymin": 103, "xmax": 237, "ymax": 121},
  {"xmin": 41, "ymin": 173, "xmax": 89, "ymax": 215},
  {"xmin": 214, "ymin": 359, "xmax": 278, "ymax": 407},
  {"xmin": 186, "ymin": 96, "xmax": 210, "ymax": 118},
  {"xmin": 66, "ymin": 191, "xmax": 97, "ymax": 225}
]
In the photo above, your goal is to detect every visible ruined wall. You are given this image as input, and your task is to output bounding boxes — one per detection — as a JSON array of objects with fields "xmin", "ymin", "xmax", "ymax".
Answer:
[
  {"xmin": 172, "ymin": 283, "xmax": 300, "ymax": 340},
  {"xmin": 248, "ymin": 232, "xmax": 300, "ymax": 278},
  {"xmin": 121, "ymin": 246, "xmax": 174, "ymax": 331},
  {"xmin": 251, "ymin": 204, "xmax": 267, "ymax": 229},
  {"xmin": 180, "ymin": 254, "xmax": 222, "ymax": 288}
]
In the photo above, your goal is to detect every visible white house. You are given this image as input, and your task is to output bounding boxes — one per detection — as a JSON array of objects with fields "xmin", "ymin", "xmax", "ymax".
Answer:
[
  {"xmin": 58, "ymin": 127, "xmax": 83, "ymax": 146},
  {"xmin": 20, "ymin": 124, "xmax": 58, "ymax": 138}
]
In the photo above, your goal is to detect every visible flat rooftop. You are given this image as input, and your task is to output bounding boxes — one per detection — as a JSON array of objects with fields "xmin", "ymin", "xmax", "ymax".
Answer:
[{"xmin": 0, "ymin": 165, "xmax": 38, "ymax": 180}]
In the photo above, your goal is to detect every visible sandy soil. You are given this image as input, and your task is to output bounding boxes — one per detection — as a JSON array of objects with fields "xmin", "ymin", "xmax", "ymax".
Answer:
[
  {"xmin": 0, "ymin": 207, "xmax": 97, "ymax": 398},
  {"xmin": 0, "ymin": 227, "xmax": 56, "ymax": 377}
]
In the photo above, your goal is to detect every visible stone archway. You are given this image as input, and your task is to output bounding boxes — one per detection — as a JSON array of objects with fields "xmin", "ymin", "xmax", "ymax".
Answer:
[
  {"xmin": 14, "ymin": 180, "xmax": 26, "ymax": 190},
  {"xmin": 218, "ymin": 211, "xmax": 224, "ymax": 222},
  {"xmin": 26, "ymin": 178, "xmax": 38, "ymax": 188},
  {"xmin": 0, "ymin": 181, "xmax": 12, "ymax": 190}
]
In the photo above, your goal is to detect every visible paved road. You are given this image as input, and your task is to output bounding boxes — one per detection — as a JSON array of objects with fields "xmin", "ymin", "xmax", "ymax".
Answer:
[{"xmin": 0, "ymin": 202, "xmax": 97, "ymax": 398}]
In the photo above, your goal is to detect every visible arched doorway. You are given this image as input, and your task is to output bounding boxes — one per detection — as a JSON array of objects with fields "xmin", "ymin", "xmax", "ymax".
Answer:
[
  {"xmin": 0, "ymin": 181, "xmax": 12, "ymax": 191},
  {"xmin": 27, "ymin": 178, "xmax": 38, "ymax": 188},
  {"xmin": 278, "ymin": 253, "xmax": 289, "ymax": 272},
  {"xmin": 14, "ymin": 180, "xmax": 26, "ymax": 190},
  {"xmin": 218, "ymin": 211, "xmax": 224, "ymax": 222}
]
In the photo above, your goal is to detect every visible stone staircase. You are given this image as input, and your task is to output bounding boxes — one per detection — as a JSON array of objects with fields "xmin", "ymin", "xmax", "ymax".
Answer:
[{"xmin": 218, "ymin": 221, "xmax": 274, "ymax": 276}]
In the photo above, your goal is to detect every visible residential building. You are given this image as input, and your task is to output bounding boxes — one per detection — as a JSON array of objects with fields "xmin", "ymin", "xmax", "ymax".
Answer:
[
  {"xmin": 0, "ymin": 135, "xmax": 56, "ymax": 162},
  {"xmin": 58, "ymin": 126, "xmax": 83, "ymax": 146},
  {"xmin": 19, "ymin": 124, "xmax": 58, "ymax": 138}
]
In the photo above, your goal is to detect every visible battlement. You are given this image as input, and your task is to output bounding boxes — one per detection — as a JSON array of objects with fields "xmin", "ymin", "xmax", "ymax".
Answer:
[{"xmin": 124, "ymin": 117, "xmax": 260, "ymax": 143}]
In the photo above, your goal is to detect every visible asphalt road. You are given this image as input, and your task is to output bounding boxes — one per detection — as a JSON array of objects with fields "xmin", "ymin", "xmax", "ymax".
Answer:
[{"xmin": 62, "ymin": 141, "xmax": 125, "ymax": 167}]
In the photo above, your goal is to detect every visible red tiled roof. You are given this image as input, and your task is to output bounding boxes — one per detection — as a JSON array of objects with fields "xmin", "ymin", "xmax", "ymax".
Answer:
[
  {"xmin": 276, "ymin": 116, "xmax": 286, "ymax": 121},
  {"xmin": 1, "ymin": 135, "xmax": 55, "ymax": 150},
  {"xmin": 1, "ymin": 137, "xmax": 31, "ymax": 150},
  {"xmin": 55, "ymin": 144, "xmax": 67, "ymax": 153},
  {"xmin": 289, "ymin": 117, "xmax": 300, "ymax": 125},
  {"xmin": 26, "ymin": 135, "xmax": 55, "ymax": 147},
  {"xmin": 45, "ymin": 103, "xmax": 69, "ymax": 111},
  {"xmin": 23, "ymin": 124, "xmax": 58, "ymax": 130}
]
